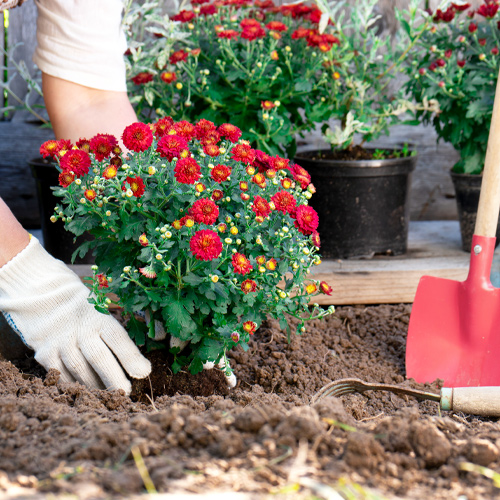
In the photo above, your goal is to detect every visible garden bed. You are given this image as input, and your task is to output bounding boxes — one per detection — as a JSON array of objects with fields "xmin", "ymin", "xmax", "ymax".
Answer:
[{"xmin": 1, "ymin": 304, "xmax": 500, "ymax": 499}]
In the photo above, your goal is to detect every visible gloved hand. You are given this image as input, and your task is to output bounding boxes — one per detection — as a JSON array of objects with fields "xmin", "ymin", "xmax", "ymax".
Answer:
[
  {"xmin": 140, "ymin": 311, "xmax": 237, "ymax": 389},
  {"xmin": 0, "ymin": 236, "xmax": 151, "ymax": 394}
]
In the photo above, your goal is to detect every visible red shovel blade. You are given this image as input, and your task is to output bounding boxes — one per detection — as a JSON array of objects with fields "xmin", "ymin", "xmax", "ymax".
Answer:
[{"xmin": 406, "ymin": 235, "xmax": 500, "ymax": 387}]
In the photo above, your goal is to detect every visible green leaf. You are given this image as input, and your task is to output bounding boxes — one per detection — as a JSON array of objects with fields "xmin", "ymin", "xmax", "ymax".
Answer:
[
  {"xmin": 197, "ymin": 337, "xmax": 223, "ymax": 362},
  {"xmin": 183, "ymin": 273, "xmax": 204, "ymax": 286},
  {"xmin": 294, "ymin": 80, "xmax": 313, "ymax": 92},
  {"xmin": 127, "ymin": 316, "xmax": 146, "ymax": 346},
  {"xmin": 163, "ymin": 298, "xmax": 197, "ymax": 339}
]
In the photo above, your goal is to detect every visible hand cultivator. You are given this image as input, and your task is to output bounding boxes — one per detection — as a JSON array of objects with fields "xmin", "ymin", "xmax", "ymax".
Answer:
[{"xmin": 312, "ymin": 378, "xmax": 500, "ymax": 417}]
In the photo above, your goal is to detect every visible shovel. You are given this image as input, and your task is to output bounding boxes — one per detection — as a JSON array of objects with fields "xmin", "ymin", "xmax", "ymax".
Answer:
[{"xmin": 406, "ymin": 70, "xmax": 500, "ymax": 387}]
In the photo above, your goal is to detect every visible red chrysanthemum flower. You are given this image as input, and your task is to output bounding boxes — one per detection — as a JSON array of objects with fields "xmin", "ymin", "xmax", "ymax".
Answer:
[
  {"xmin": 203, "ymin": 143, "xmax": 220, "ymax": 157},
  {"xmin": 242, "ymin": 321, "xmax": 257, "ymax": 334},
  {"xmin": 306, "ymin": 283, "xmax": 318, "ymax": 294},
  {"xmin": 90, "ymin": 134, "xmax": 118, "ymax": 162},
  {"xmin": 102, "ymin": 165, "xmax": 118, "ymax": 179},
  {"xmin": 195, "ymin": 119, "xmax": 217, "ymax": 141},
  {"xmin": 218, "ymin": 29, "xmax": 239, "ymax": 39},
  {"xmin": 294, "ymin": 205, "xmax": 319, "ymax": 235},
  {"xmin": 170, "ymin": 49, "xmax": 189, "ymax": 65},
  {"xmin": 231, "ymin": 143, "xmax": 256, "ymax": 164},
  {"xmin": 75, "ymin": 138, "xmax": 90, "ymax": 153},
  {"xmin": 122, "ymin": 122, "xmax": 153, "ymax": 153},
  {"xmin": 156, "ymin": 134, "xmax": 189, "ymax": 161},
  {"xmin": 271, "ymin": 190, "xmax": 297, "ymax": 214},
  {"xmin": 255, "ymin": 0, "xmax": 274, "ymax": 7},
  {"xmin": 174, "ymin": 120, "xmax": 196, "ymax": 141},
  {"xmin": 171, "ymin": 9, "xmax": 196, "ymax": 22},
  {"xmin": 58, "ymin": 171, "xmax": 75, "ymax": 187},
  {"xmin": 241, "ymin": 279, "xmax": 257, "ymax": 294},
  {"xmin": 180, "ymin": 215, "xmax": 195, "ymax": 227},
  {"xmin": 311, "ymin": 230, "xmax": 321, "ymax": 248},
  {"xmin": 266, "ymin": 258, "xmax": 277, "ymax": 271},
  {"xmin": 39, "ymin": 140, "xmax": 61, "ymax": 159},
  {"xmin": 212, "ymin": 189, "xmax": 224, "ymax": 201},
  {"xmin": 320, "ymin": 281, "xmax": 333, "ymax": 295},
  {"xmin": 252, "ymin": 172, "xmax": 266, "ymax": 186},
  {"xmin": 200, "ymin": 130, "xmax": 220, "ymax": 146},
  {"xmin": 189, "ymin": 198, "xmax": 219, "ymax": 225},
  {"xmin": 290, "ymin": 163, "xmax": 311, "ymax": 189},
  {"xmin": 241, "ymin": 25, "xmax": 266, "ymax": 40},
  {"xmin": 96, "ymin": 273, "xmax": 109, "ymax": 289},
  {"xmin": 266, "ymin": 20, "xmax": 287, "ymax": 31},
  {"xmin": 261, "ymin": 100, "xmax": 276, "ymax": 109},
  {"xmin": 256, "ymin": 255, "xmax": 266, "ymax": 265},
  {"xmin": 190, "ymin": 48, "xmax": 201, "ymax": 57},
  {"xmin": 218, "ymin": 123, "xmax": 242, "ymax": 143},
  {"xmin": 253, "ymin": 149, "xmax": 273, "ymax": 172},
  {"xmin": 59, "ymin": 149, "xmax": 91, "ymax": 178},
  {"xmin": 190, "ymin": 229, "xmax": 223, "ymax": 261},
  {"xmin": 139, "ymin": 234, "xmax": 149, "ymax": 246},
  {"xmin": 251, "ymin": 196, "xmax": 271, "ymax": 218},
  {"xmin": 292, "ymin": 27, "xmax": 311, "ymax": 39},
  {"xmin": 57, "ymin": 139, "xmax": 73, "ymax": 156},
  {"xmin": 477, "ymin": 2, "xmax": 499, "ymax": 18},
  {"xmin": 174, "ymin": 157, "xmax": 202, "ymax": 184},
  {"xmin": 271, "ymin": 155, "xmax": 289, "ymax": 170},
  {"xmin": 132, "ymin": 72, "xmax": 154, "ymax": 85},
  {"xmin": 240, "ymin": 18, "xmax": 262, "ymax": 28},
  {"xmin": 160, "ymin": 71, "xmax": 177, "ymax": 84},
  {"xmin": 309, "ymin": 7, "xmax": 322, "ymax": 23},
  {"xmin": 211, "ymin": 164, "xmax": 232, "ymax": 183},
  {"xmin": 451, "ymin": 2, "xmax": 470, "ymax": 11},
  {"xmin": 84, "ymin": 189, "xmax": 97, "ymax": 201},
  {"xmin": 154, "ymin": 117, "xmax": 175, "ymax": 138},
  {"xmin": 110, "ymin": 155, "xmax": 123, "ymax": 167},
  {"xmin": 232, "ymin": 252, "xmax": 253, "ymax": 275},
  {"xmin": 281, "ymin": 177, "xmax": 293, "ymax": 189},
  {"xmin": 200, "ymin": 3, "xmax": 217, "ymax": 15},
  {"xmin": 239, "ymin": 181, "xmax": 249, "ymax": 191},
  {"xmin": 123, "ymin": 176, "xmax": 146, "ymax": 198}
]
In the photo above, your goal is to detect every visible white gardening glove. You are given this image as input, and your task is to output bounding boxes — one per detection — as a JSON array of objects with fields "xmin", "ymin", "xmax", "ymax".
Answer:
[
  {"xmin": 0, "ymin": 236, "xmax": 151, "ymax": 394},
  {"xmin": 140, "ymin": 311, "xmax": 237, "ymax": 388}
]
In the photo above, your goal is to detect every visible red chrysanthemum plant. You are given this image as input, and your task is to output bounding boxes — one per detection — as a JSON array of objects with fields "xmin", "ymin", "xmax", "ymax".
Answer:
[
  {"xmin": 405, "ymin": 0, "xmax": 500, "ymax": 174},
  {"xmin": 124, "ymin": 0, "xmax": 344, "ymax": 156},
  {"xmin": 48, "ymin": 118, "xmax": 334, "ymax": 378}
]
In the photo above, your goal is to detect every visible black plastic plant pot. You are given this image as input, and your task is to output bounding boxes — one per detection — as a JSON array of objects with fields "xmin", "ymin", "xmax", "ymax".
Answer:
[
  {"xmin": 451, "ymin": 171, "xmax": 500, "ymax": 253},
  {"xmin": 293, "ymin": 150, "xmax": 417, "ymax": 260},
  {"xmin": 29, "ymin": 158, "xmax": 94, "ymax": 264}
]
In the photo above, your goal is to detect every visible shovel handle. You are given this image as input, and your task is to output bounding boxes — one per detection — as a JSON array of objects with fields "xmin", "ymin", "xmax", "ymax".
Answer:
[
  {"xmin": 441, "ymin": 387, "xmax": 500, "ymax": 417},
  {"xmin": 475, "ymin": 69, "xmax": 500, "ymax": 238}
]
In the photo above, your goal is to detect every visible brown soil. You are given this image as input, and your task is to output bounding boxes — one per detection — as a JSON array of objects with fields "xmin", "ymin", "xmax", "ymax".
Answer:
[{"xmin": 2, "ymin": 304, "xmax": 500, "ymax": 499}]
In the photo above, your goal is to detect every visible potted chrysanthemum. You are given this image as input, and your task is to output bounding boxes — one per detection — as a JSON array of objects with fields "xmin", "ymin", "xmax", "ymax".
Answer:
[
  {"xmin": 43, "ymin": 117, "xmax": 334, "ymax": 379},
  {"xmin": 405, "ymin": 0, "xmax": 500, "ymax": 251},
  {"xmin": 125, "ymin": 0, "xmax": 340, "ymax": 158}
]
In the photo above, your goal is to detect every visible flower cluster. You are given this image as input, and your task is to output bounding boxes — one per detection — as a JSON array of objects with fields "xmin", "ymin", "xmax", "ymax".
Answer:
[
  {"xmin": 405, "ymin": 0, "xmax": 500, "ymax": 174},
  {"xmin": 125, "ymin": 0, "xmax": 340, "ymax": 157},
  {"xmin": 42, "ymin": 118, "xmax": 334, "ymax": 375}
]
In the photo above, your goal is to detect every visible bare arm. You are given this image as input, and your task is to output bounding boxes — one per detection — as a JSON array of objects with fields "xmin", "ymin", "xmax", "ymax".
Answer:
[{"xmin": 42, "ymin": 73, "xmax": 138, "ymax": 144}]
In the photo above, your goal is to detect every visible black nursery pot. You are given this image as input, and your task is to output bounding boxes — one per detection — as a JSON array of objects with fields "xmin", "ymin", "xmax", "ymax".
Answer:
[
  {"xmin": 29, "ymin": 158, "xmax": 94, "ymax": 264},
  {"xmin": 451, "ymin": 171, "xmax": 500, "ymax": 252},
  {"xmin": 294, "ymin": 150, "xmax": 417, "ymax": 260}
]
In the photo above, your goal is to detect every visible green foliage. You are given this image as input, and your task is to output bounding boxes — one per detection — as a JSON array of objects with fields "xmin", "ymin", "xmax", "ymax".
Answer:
[
  {"xmin": 125, "ymin": 1, "xmax": 340, "ymax": 156},
  {"xmin": 314, "ymin": 0, "xmax": 434, "ymax": 151},
  {"xmin": 405, "ymin": 2, "xmax": 500, "ymax": 174},
  {"xmin": 51, "ymin": 118, "xmax": 334, "ymax": 374}
]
